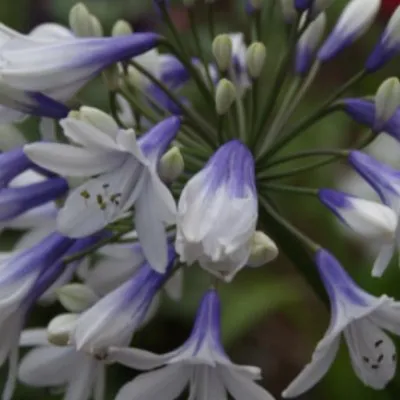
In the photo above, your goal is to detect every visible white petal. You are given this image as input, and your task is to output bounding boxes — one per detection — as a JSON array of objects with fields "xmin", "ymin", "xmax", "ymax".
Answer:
[
  {"xmin": 29, "ymin": 23, "xmax": 74, "ymax": 40},
  {"xmin": 18, "ymin": 346, "xmax": 77, "ymax": 387},
  {"xmin": 58, "ymin": 157, "xmax": 145, "ymax": 238},
  {"xmin": 19, "ymin": 329, "xmax": 48, "ymax": 346},
  {"xmin": 107, "ymin": 347, "xmax": 170, "ymax": 370},
  {"xmin": 60, "ymin": 118, "xmax": 120, "ymax": 152},
  {"xmin": 344, "ymin": 319, "xmax": 396, "ymax": 389},
  {"xmin": 24, "ymin": 143, "xmax": 121, "ymax": 177},
  {"xmin": 372, "ymin": 244, "xmax": 395, "ymax": 277},
  {"xmin": 64, "ymin": 356, "xmax": 97, "ymax": 400},
  {"xmin": 135, "ymin": 183, "xmax": 169, "ymax": 273},
  {"xmin": 189, "ymin": 366, "xmax": 228, "ymax": 400},
  {"xmin": 220, "ymin": 365, "xmax": 275, "ymax": 400},
  {"xmin": 282, "ymin": 338, "xmax": 340, "ymax": 398},
  {"xmin": 115, "ymin": 365, "xmax": 189, "ymax": 400}
]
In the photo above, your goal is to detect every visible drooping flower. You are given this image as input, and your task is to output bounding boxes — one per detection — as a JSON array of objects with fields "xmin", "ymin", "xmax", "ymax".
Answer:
[
  {"xmin": 108, "ymin": 289, "xmax": 275, "ymax": 400},
  {"xmin": 0, "ymin": 24, "xmax": 160, "ymax": 120},
  {"xmin": 283, "ymin": 249, "xmax": 400, "ymax": 397},
  {"xmin": 18, "ymin": 328, "xmax": 104, "ymax": 400},
  {"xmin": 317, "ymin": 0, "xmax": 381, "ymax": 62},
  {"xmin": 319, "ymin": 189, "xmax": 398, "ymax": 276},
  {"xmin": 176, "ymin": 140, "xmax": 258, "ymax": 282},
  {"xmin": 24, "ymin": 110, "xmax": 180, "ymax": 272},
  {"xmin": 347, "ymin": 151, "xmax": 400, "ymax": 275},
  {"xmin": 70, "ymin": 245, "xmax": 176, "ymax": 355}
]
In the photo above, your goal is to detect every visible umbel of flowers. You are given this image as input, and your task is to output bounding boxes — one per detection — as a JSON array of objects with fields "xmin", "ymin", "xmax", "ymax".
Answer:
[{"xmin": 0, "ymin": 0, "xmax": 400, "ymax": 398}]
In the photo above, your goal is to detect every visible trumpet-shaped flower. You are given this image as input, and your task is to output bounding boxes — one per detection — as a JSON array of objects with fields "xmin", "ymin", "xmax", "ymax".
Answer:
[
  {"xmin": 18, "ymin": 329, "xmax": 104, "ymax": 400},
  {"xmin": 283, "ymin": 249, "xmax": 400, "ymax": 397},
  {"xmin": 25, "ymin": 112, "xmax": 180, "ymax": 272},
  {"xmin": 0, "ymin": 23, "xmax": 160, "ymax": 119},
  {"xmin": 108, "ymin": 290, "xmax": 275, "ymax": 400},
  {"xmin": 71, "ymin": 245, "xmax": 176, "ymax": 355},
  {"xmin": 176, "ymin": 140, "xmax": 258, "ymax": 282}
]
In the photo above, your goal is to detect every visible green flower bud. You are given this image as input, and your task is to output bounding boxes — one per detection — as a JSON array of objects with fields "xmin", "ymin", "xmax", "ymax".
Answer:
[
  {"xmin": 215, "ymin": 79, "xmax": 237, "ymax": 115},
  {"xmin": 75, "ymin": 106, "xmax": 118, "ymax": 133},
  {"xmin": 57, "ymin": 283, "xmax": 99, "ymax": 313},
  {"xmin": 112, "ymin": 20, "xmax": 133, "ymax": 37},
  {"xmin": 69, "ymin": 3, "xmax": 103, "ymax": 37},
  {"xmin": 249, "ymin": 0, "xmax": 263, "ymax": 10},
  {"xmin": 47, "ymin": 313, "xmax": 78, "ymax": 346},
  {"xmin": 159, "ymin": 146, "xmax": 184, "ymax": 183},
  {"xmin": 375, "ymin": 77, "xmax": 400, "ymax": 124},
  {"xmin": 247, "ymin": 231, "xmax": 279, "ymax": 267},
  {"xmin": 280, "ymin": 0, "xmax": 297, "ymax": 23},
  {"xmin": 212, "ymin": 34, "xmax": 233, "ymax": 72},
  {"xmin": 246, "ymin": 42, "xmax": 267, "ymax": 79}
]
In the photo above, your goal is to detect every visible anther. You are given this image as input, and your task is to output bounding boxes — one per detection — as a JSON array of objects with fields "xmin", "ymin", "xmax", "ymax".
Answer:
[{"xmin": 375, "ymin": 340, "xmax": 383, "ymax": 348}]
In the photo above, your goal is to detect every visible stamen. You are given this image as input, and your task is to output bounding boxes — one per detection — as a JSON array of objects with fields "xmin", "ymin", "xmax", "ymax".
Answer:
[
  {"xmin": 80, "ymin": 190, "xmax": 91, "ymax": 199},
  {"xmin": 375, "ymin": 340, "xmax": 383, "ymax": 348},
  {"xmin": 362, "ymin": 356, "xmax": 370, "ymax": 363},
  {"xmin": 377, "ymin": 354, "xmax": 384, "ymax": 363}
]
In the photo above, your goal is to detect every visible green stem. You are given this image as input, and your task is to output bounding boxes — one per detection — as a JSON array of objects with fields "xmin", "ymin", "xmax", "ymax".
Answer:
[
  {"xmin": 63, "ymin": 228, "xmax": 132, "ymax": 264},
  {"xmin": 129, "ymin": 60, "xmax": 217, "ymax": 146},
  {"xmin": 235, "ymin": 93, "xmax": 247, "ymax": 142},
  {"xmin": 108, "ymin": 91, "xmax": 127, "ymax": 129},
  {"xmin": 208, "ymin": 3, "xmax": 216, "ymax": 41},
  {"xmin": 260, "ymin": 183, "xmax": 319, "ymax": 197},
  {"xmin": 266, "ymin": 70, "xmax": 366, "ymax": 158},
  {"xmin": 119, "ymin": 88, "xmax": 159, "ymax": 124},
  {"xmin": 259, "ymin": 195, "xmax": 320, "ymax": 252},
  {"xmin": 264, "ymin": 148, "xmax": 349, "ymax": 169}
]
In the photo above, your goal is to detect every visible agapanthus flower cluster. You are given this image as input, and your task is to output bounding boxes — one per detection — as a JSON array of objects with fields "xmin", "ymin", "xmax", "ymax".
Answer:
[{"xmin": 0, "ymin": 0, "xmax": 400, "ymax": 398}]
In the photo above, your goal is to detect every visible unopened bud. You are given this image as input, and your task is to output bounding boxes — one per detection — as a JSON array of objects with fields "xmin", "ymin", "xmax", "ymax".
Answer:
[
  {"xmin": 47, "ymin": 313, "xmax": 78, "ymax": 346},
  {"xmin": 311, "ymin": 0, "xmax": 335, "ymax": 16},
  {"xmin": 246, "ymin": 42, "xmax": 267, "ymax": 79},
  {"xmin": 74, "ymin": 106, "xmax": 118, "ymax": 133},
  {"xmin": 280, "ymin": 0, "xmax": 297, "ymax": 23},
  {"xmin": 215, "ymin": 79, "xmax": 237, "ymax": 115},
  {"xmin": 247, "ymin": 231, "xmax": 279, "ymax": 267},
  {"xmin": 112, "ymin": 20, "xmax": 133, "ymax": 36},
  {"xmin": 212, "ymin": 35, "xmax": 233, "ymax": 72},
  {"xmin": 159, "ymin": 146, "xmax": 184, "ymax": 183},
  {"xmin": 57, "ymin": 283, "xmax": 98, "ymax": 313},
  {"xmin": 69, "ymin": 3, "xmax": 103, "ymax": 37},
  {"xmin": 375, "ymin": 77, "xmax": 400, "ymax": 124}
]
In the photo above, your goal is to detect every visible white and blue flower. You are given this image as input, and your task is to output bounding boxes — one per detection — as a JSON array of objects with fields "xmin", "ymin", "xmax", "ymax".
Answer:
[
  {"xmin": 25, "ymin": 110, "xmax": 180, "ymax": 272},
  {"xmin": 71, "ymin": 245, "xmax": 176, "ymax": 355},
  {"xmin": 176, "ymin": 139, "xmax": 258, "ymax": 282},
  {"xmin": 108, "ymin": 289, "xmax": 275, "ymax": 400},
  {"xmin": 283, "ymin": 249, "xmax": 400, "ymax": 397}
]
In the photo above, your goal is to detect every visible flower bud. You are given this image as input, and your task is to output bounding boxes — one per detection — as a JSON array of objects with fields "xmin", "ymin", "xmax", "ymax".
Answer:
[
  {"xmin": 212, "ymin": 34, "xmax": 233, "ymax": 72},
  {"xmin": 366, "ymin": 6, "xmax": 400, "ymax": 72},
  {"xmin": 69, "ymin": 3, "xmax": 103, "ymax": 37},
  {"xmin": 73, "ymin": 106, "xmax": 118, "ymax": 133},
  {"xmin": 247, "ymin": 231, "xmax": 279, "ymax": 267},
  {"xmin": 317, "ymin": 0, "xmax": 380, "ymax": 62},
  {"xmin": 296, "ymin": 13, "xmax": 326, "ymax": 75},
  {"xmin": 375, "ymin": 77, "xmax": 400, "ymax": 125},
  {"xmin": 246, "ymin": 42, "xmax": 267, "ymax": 79},
  {"xmin": 215, "ymin": 79, "xmax": 237, "ymax": 115},
  {"xmin": 311, "ymin": 0, "xmax": 335, "ymax": 16},
  {"xmin": 280, "ymin": 0, "xmax": 297, "ymax": 23},
  {"xmin": 159, "ymin": 146, "xmax": 184, "ymax": 183},
  {"xmin": 57, "ymin": 283, "xmax": 98, "ymax": 313},
  {"xmin": 47, "ymin": 313, "xmax": 78, "ymax": 346},
  {"xmin": 112, "ymin": 20, "xmax": 133, "ymax": 37}
]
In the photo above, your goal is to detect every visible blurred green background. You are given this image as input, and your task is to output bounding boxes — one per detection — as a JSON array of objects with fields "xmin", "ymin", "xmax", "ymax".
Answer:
[{"xmin": 1, "ymin": 0, "xmax": 400, "ymax": 399}]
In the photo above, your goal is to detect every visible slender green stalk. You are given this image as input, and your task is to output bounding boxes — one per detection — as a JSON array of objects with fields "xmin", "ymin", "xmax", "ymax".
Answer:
[
  {"xmin": 235, "ymin": 93, "xmax": 247, "ymax": 142},
  {"xmin": 266, "ymin": 70, "xmax": 366, "ymax": 158},
  {"xmin": 188, "ymin": 8, "xmax": 214, "ymax": 91},
  {"xmin": 260, "ymin": 183, "xmax": 319, "ymax": 197},
  {"xmin": 264, "ymin": 148, "xmax": 349, "ymax": 169},
  {"xmin": 63, "ymin": 228, "xmax": 133, "ymax": 264},
  {"xmin": 259, "ymin": 195, "xmax": 320, "ymax": 252},
  {"xmin": 108, "ymin": 91, "xmax": 127, "ymax": 129},
  {"xmin": 208, "ymin": 3, "xmax": 216, "ymax": 41},
  {"xmin": 129, "ymin": 60, "xmax": 217, "ymax": 145}
]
